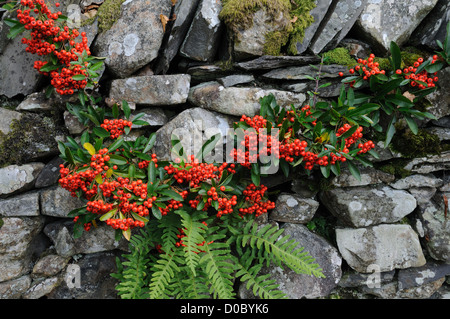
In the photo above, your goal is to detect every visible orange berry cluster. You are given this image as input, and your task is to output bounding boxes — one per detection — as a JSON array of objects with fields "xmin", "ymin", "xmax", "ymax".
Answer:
[
  {"xmin": 159, "ymin": 190, "xmax": 189, "ymax": 216},
  {"xmin": 239, "ymin": 184, "xmax": 275, "ymax": 217},
  {"xmin": 17, "ymin": 0, "xmax": 91, "ymax": 95},
  {"xmin": 101, "ymin": 119, "xmax": 133, "ymax": 139},
  {"xmin": 398, "ymin": 55, "xmax": 440, "ymax": 89},
  {"xmin": 279, "ymin": 139, "xmax": 308, "ymax": 163},
  {"xmin": 164, "ymin": 155, "xmax": 230, "ymax": 188}
]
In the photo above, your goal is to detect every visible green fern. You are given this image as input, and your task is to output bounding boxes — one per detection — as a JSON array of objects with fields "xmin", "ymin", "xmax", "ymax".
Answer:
[
  {"xmin": 234, "ymin": 250, "xmax": 287, "ymax": 299},
  {"xmin": 175, "ymin": 210, "xmax": 208, "ymax": 276},
  {"xmin": 230, "ymin": 221, "xmax": 325, "ymax": 278},
  {"xmin": 111, "ymin": 229, "xmax": 153, "ymax": 299},
  {"xmin": 148, "ymin": 248, "xmax": 183, "ymax": 299},
  {"xmin": 199, "ymin": 241, "xmax": 236, "ymax": 299}
]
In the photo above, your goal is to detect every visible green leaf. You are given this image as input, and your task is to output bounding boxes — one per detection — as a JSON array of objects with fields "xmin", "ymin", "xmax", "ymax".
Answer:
[
  {"xmin": 384, "ymin": 115, "xmax": 396, "ymax": 148},
  {"xmin": 251, "ymin": 164, "xmax": 260, "ymax": 186},
  {"xmin": 93, "ymin": 127, "xmax": 110, "ymax": 138},
  {"xmin": 390, "ymin": 41, "xmax": 401, "ymax": 71},
  {"xmin": 108, "ymin": 137, "xmax": 124, "ymax": 152},
  {"xmin": 346, "ymin": 103, "xmax": 380, "ymax": 117},
  {"xmin": 39, "ymin": 63, "xmax": 61, "ymax": 73},
  {"xmin": 122, "ymin": 101, "xmax": 131, "ymax": 119},
  {"xmin": 347, "ymin": 161, "xmax": 361, "ymax": 181},
  {"xmin": 143, "ymin": 133, "xmax": 156, "ymax": 154},
  {"xmin": 160, "ymin": 189, "xmax": 183, "ymax": 202},
  {"xmin": 405, "ymin": 115, "xmax": 418, "ymax": 135},
  {"xmin": 107, "ymin": 154, "xmax": 128, "ymax": 165},
  {"xmin": 72, "ymin": 74, "xmax": 86, "ymax": 81},
  {"xmin": 151, "ymin": 205, "xmax": 162, "ymax": 220},
  {"xmin": 7, "ymin": 23, "xmax": 25, "ymax": 39},
  {"xmin": 65, "ymin": 147, "xmax": 75, "ymax": 165}
]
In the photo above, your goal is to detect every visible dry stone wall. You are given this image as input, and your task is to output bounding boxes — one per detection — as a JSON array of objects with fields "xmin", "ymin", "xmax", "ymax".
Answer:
[{"xmin": 0, "ymin": 0, "xmax": 449, "ymax": 299}]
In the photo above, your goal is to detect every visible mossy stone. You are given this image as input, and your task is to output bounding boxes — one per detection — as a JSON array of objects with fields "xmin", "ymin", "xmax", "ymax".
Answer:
[
  {"xmin": 322, "ymin": 47, "xmax": 357, "ymax": 67},
  {"xmin": 220, "ymin": 0, "xmax": 316, "ymax": 56}
]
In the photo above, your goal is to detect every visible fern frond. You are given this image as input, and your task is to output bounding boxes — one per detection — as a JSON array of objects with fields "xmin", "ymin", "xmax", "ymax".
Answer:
[
  {"xmin": 233, "ymin": 221, "xmax": 325, "ymax": 278},
  {"xmin": 175, "ymin": 210, "xmax": 208, "ymax": 276},
  {"xmin": 170, "ymin": 266, "xmax": 211, "ymax": 299},
  {"xmin": 199, "ymin": 241, "xmax": 236, "ymax": 299},
  {"xmin": 234, "ymin": 251, "xmax": 287, "ymax": 299},
  {"xmin": 112, "ymin": 230, "xmax": 153, "ymax": 299},
  {"xmin": 148, "ymin": 249, "xmax": 182, "ymax": 299}
]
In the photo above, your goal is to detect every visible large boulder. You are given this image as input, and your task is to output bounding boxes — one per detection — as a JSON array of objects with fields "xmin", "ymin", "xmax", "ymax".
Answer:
[
  {"xmin": 93, "ymin": 0, "xmax": 173, "ymax": 78},
  {"xmin": 309, "ymin": 0, "xmax": 368, "ymax": 54},
  {"xmin": 0, "ymin": 163, "xmax": 44, "ymax": 198},
  {"xmin": 355, "ymin": 0, "xmax": 438, "ymax": 53},
  {"xmin": 320, "ymin": 185, "xmax": 417, "ymax": 228},
  {"xmin": 108, "ymin": 74, "xmax": 191, "ymax": 106},
  {"xmin": 152, "ymin": 107, "xmax": 236, "ymax": 161},
  {"xmin": 0, "ymin": 216, "xmax": 45, "ymax": 282},
  {"xmin": 179, "ymin": 0, "xmax": 223, "ymax": 62},
  {"xmin": 188, "ymin": 81, "xmax": 306, "ymax": 117},
  {"xmin": 336, "ymin": 224, "xmax": 426, "ymax": 273}
]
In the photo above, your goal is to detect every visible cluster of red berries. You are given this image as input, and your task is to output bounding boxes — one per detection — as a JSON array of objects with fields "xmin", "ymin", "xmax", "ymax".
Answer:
[
  {"xmin": 239, "ymin": 184, "xmax": 275, "ymax": 217},
  {"xmin": 106, "ymin": 217, "xmax": 145, "ymax": 231},
  {"xmin": 396, "ymin": 55, "xmax": 440, "ymax": 89},
  {"xmin": 164, "ymin": 155, "xmax": 231, "ymax": 188},
  {"xmin": 100, "ymin": 119, "xmax": 133, "ymax": 139},
  {"xmin": 279, "ymin": 139, "xmax": 308, "ymax": 163},
  {"xmin": 16, "ymin": 0, "xmax": 91, "ymax": 95},
  {"xmin": 159, "ymin": 190, "xmax": 189, "ymax": 216},
  {"xmin": 339, "ymin": 53, "xmax": 440, "ymax": 91}
]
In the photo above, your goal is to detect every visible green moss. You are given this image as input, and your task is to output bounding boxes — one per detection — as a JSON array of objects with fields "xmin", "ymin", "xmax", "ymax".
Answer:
[
  {"xmin": 220, "ymin": 0, "xmax": 316, "ymax": 56},
  {"xmin": 322, "ymin": 47, "xmax": 357, "ymax": 67},
  {"xmin": 0, "ymin": 113, "xmax": 61, "ymax": 168},
  {"xmin": 390, "ymin": 125, "xmax": 442, "ymax": 159},
  {"xmin": 264, "ymin": 30, "xmax": 290, "ymax": 56},
  {"xmin": 377, "ymin": 159, "xmax": 412, "ymax": 179},
  {"xmin": 80, "ymin": 0, "xmax": 125, "ymax": 32},
  {"xmin": 374, "ymin": 57, "xmax": 392, "ymax": 71}
]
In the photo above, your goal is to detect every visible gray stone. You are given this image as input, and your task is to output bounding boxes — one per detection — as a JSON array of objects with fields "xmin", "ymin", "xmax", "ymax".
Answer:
[
  {"xmin": 40, "ymin": 185, "xmax": 85, "ymax": 218},
  {"xmin": 109, "ymin": 74, "xmax": 191, "ymax": 106},
  {"xmin": 415, "ymin": 193, "xmax": 450, "ymax": 262},
  {"xmin": 0, "ymin": 107, "xmax": 22, "ymax": 135},
  {"xmin": 331, "ymin": 166, "xmax": 395, "ymax": 187},
  {"xmin": 320, "ymin": 185, "xmax": 417, "ymax": 228},
  {"xmin": 0, "ymin": 31, "xmax": 42, "ymax": 98},
  {"xmin": 234, "ymin": 55, "xmax": 321, "ymax": 71},
  {"xmin": 0, "ymin": 216, "xmax": 45, "ymax": 282},
  {"xmin": 131, "ymin": 108, "xmax": 168, "ymax": 128},
  {"xmin": 336, "ymin": 224, "xmax": 426, "ymax": 273},
  {"xmin": 32, "ymin": 254, "xmax": 70, "ymax": 278},
  {"xmin": 23, "ymin": 276, "xmax": 62, "ymax": 299},
  {"xmin": 425, "ymin": 66, "xmax": 450, "ymax": 120},
  {"xmin": 185, "ymin": 64, "xmax": 235, "ymax": 83},
  {"xmin": 309, "ymin": 0, "xmax": 368, "ymax": 54},
  {"xmin": 239, "ymin": 223, "xmax": 341, "ymax": 299},
  {"xmin": 397, "ymin": 261, "xmax": 450, "ymax": 290},
  {"xmin": 426, "ymin": 126, "xmax": 450, "ymax": 141},
  {"xmin": 153, "ymin": 107, "xmax": 236, "ymax": 161},
  {"xmin": 232, "ymin": 8, "xmax": 290, "ymax": 60},
  {"xmin": 0, "ymin": 190, "xmax": 40, "ymax": 217},
  {"xmin": 390, "ymin": 174, "xmax": 443, "ymax": 190},
  {"xmin": 46, "ymin": 251, "xmax": 121, "ymax": 299},
  {"xmin": 93, "ymin": 0, "xmax": 172, "ymax": 78},
  {"xmin": 0, "ymin": 275, "xmax": 31, "ymax": 299},
  {"xmin": 410, "ymin": 0, "xmax": 449, "ymax": 50},
  {"xmin": 188, "ymin": 81, "xmax": 306, "ymax": 117},
  {"xmin": 218, "ymin": 74, "xmax": 255, "ymax": 88},
  {"xmin": 403, "ymin": 151, "xmax": 450, "ymax": 174},
  {"xmin": 355, "ymin": 0, "xmax": 438, "ymax": 52},
  {"xmin": 262, "ymin": 64, "xmax": 348, "ymax": 81},
  {"xmin": 154, "ymin": 0, "xmax": 201, "ymax": 74},
  {"xmin": 0, "ymin": 163, "xmax": 44, "ymax": 197},
  {"xmin": 338, "ymin": 269, "xmax": 396, "ymax": 288},
  {"xmin": 269, "ymin": 193, "xmax": 319, "ymax": 224},
  {"xmin": 179, "ymin": 0, "xmax": 223, "ymax": 62},
  {"xmin": 408, "ymin": 187, "xmax": 437, "ymax": 205},
  {"xmin": 295, "ymin": 0, "xmax": 333, "ymax": 54},
  {"xmin": 35, "ymin": 157, "xmax": 65, "ymax": 189},
  {"xmin": 43, "ymin": 220, "xmax": 128, "ymax": 257},
  {"xmin": 16, "ymin": 92, "xmax": 55, "ymax": 112}
]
